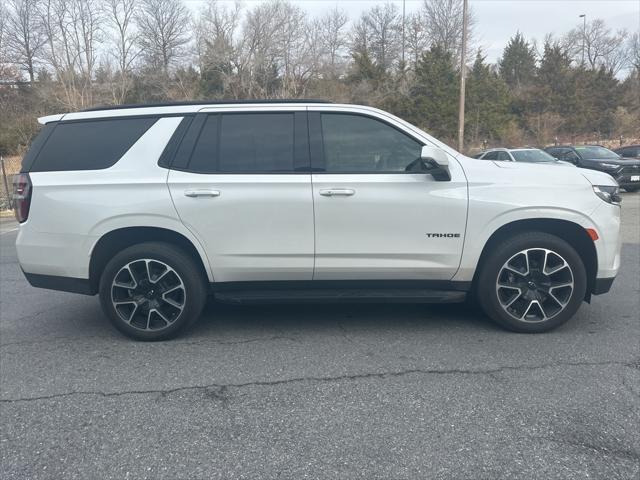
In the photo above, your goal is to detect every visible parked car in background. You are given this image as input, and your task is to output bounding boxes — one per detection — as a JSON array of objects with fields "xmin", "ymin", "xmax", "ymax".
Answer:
[
  {"xmin": 545, "ymin": 145, "xmax": 640, "ymax": 192},
  {"xmin": 614, "ymin": 145, "xmax": 640, "ymax": 160},
  {"xmin": 475, "ymin": 148, "xmax": 572, "ymax": 165}
]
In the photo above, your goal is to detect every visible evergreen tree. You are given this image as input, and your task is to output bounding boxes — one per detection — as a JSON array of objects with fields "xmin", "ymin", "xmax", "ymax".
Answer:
[
  {"xmin": 535, "ymin": 41, "xmax": 574, "ymax": 113},
  {"xmin": 499, "ymin": 33, "xmax": 537, "ymax": 90},
  {"xmin": 466, "ymin": 53, "xmax": 513, "ymax": 143},
  {"xmin": 578, "ymin": 67, "xmax": 623, "ymax": 136},
  {"xmin": 349, "ymin": 51, "xmax": 385, "ymax": 85},
  {"xmin": 408, "ymin": 45, "xmax": 459, "ymax": 140}
]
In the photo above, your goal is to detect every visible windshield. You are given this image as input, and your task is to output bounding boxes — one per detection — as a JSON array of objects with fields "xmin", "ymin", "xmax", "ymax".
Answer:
[
  {"xmin": 574, "ymin": 146, "xmax": 620, "ymax": 160},
  {"xmin": 511, "ymin": 149, "xmax": 557, "ymax": 163}
]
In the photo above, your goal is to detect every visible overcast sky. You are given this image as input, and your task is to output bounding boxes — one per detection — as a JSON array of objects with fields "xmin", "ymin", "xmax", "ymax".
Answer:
[{"xmin": 185, "ymin": 0, "xmax": 640, "ymax": 65}]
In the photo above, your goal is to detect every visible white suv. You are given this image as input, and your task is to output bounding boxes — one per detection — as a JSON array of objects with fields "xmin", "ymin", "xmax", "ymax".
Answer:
[{"xmin": 13, "ymin": 101, "xmax": 622, "ymax": 340}]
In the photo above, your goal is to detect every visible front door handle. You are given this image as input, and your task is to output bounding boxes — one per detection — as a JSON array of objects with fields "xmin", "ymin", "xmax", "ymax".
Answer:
[
  {"xmin": 184, "ymin": 189, "xmax": 220, "ymax": 198},
  {"xmin": 319, "ymin": 188, "xmax": 356, "ymax": 197}
]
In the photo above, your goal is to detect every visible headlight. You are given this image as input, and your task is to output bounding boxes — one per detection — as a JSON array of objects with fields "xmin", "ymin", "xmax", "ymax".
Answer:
[
  {"xmin": 598, "ymin": 162, "xmax": 619, "ymax": 170},
  {"xmin": 593, "ymin": 185, "xmax": 622, "ymax": 205}
]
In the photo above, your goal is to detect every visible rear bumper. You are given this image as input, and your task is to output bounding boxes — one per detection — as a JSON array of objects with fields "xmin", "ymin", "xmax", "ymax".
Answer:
[
  {"xmin": 22, "ymin": 271, "xmax": 95, "ymax": 295},
  {"xmin": 592, "ymin": 276, "xmax": 615, "ymax": 295}
]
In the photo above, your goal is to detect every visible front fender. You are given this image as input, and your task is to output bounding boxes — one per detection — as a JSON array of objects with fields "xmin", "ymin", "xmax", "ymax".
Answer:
[{"xmin": 453, "ymin": 206, "xmax": 598, "ymax": 282}]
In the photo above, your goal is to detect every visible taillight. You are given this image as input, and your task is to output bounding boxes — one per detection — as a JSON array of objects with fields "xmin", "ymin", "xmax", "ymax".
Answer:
[{"xmin": 12, "ymin": 173, "xmax": 32, "ymax": 223}]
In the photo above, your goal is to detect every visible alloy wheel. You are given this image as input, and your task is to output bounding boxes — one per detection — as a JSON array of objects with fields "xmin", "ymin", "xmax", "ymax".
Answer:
[
  {"xmin": 111, "ymin": 259, "xmax": 186, "ymax": 331},
  {"xmin": 496, "ymin": 248, "xmax": 574, "ymax": 323}
]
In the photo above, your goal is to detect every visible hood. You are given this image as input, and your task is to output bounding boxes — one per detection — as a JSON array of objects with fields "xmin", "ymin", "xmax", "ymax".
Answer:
[
  {"xmin": 485, "ymin": 157, "xmax": 617, "ymax": 187},
  {"xmin": 493, "ymin": 160, "xmax": 574, "ymax": 167},
  {"xmin": 579, "ymin": 168, "xmax": 619, "ymax": 187}
]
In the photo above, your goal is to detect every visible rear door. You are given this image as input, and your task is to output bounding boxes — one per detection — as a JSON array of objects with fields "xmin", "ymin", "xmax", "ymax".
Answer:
[
  {"xmin": 308, "ymin": 109, "xmax": 468, "ymax": 281},
  {"xmin": 167, "ymin": 109, "xmax": 314, "ymax": 282}
]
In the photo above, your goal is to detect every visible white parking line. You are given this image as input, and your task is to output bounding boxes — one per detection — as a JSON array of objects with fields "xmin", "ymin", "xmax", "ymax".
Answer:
[{"xmin": 0, "ymin": 228, "xmax": 18, "ymax": 235}]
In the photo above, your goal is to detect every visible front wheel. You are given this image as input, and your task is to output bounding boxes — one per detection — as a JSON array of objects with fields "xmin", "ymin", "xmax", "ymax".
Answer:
[
  {"xmin": 99, "ymin": 242, "xmax": 207, "ymax": 341},
  {"xmin": 476, "ymin": 232, "xmax": 587, "ymax": 333}
]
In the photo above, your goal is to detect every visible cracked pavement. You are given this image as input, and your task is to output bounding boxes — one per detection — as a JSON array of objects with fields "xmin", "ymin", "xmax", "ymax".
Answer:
[{"xmin": 1, "ymin": 194, "xmax": 639, "ymax": 479}]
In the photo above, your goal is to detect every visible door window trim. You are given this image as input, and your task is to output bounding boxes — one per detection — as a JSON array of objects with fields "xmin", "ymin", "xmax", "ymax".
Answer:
[{"xmin": 308, "ymin": 111, "xmax": 425, "ymax": 174}]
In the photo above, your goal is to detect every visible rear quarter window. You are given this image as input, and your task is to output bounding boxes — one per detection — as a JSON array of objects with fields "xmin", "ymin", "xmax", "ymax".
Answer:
[{"xmin": 30, "ymin": 117, "xmax": 157, "ymax": 172}]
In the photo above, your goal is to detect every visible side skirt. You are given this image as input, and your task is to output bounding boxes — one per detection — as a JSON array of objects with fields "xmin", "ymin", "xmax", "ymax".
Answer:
[{"xmin": 210, "ymin": 280, "xmax": 470, "ymax": 305}]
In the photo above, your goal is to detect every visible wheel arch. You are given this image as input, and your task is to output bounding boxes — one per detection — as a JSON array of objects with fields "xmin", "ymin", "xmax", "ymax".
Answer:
[
  {"xmin": 472, "ymin": 218, "xmax": 598, "ymax": 300},
  {"xmin": 89, "ymin": 226, "xmax": 211, "ymax": 294}
]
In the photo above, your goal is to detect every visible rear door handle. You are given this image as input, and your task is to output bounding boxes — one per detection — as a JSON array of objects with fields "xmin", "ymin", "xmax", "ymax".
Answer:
[
  {"xmin": 184, "ymin": 189, "xmax": 220, "ymax": 198},
  {"xmin": 319, "ymin": 188, "xmax": 355, "ymax": 197}
]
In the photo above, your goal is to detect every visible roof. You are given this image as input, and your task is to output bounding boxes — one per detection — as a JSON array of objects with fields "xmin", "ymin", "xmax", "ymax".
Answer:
[
  {"xmin": 38, "ymin": 99, "xmax": 334, "ymax": 124},
  {"xmin": 549, "ymin": 145, "xmax": 606, "ymax": 149},
  {"xmin": 82, "ymin": 99, "xmax": 332, "ymax": 112},
  {"xmin": 480, "ymin": 147, "xmax": 540, "ymax": 152}
]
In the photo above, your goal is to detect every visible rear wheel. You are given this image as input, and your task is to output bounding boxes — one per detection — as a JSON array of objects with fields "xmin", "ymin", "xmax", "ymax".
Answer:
[
  {"xmin": 477, "ymin": 232, "xmax": 587, "ymax": 333},
  {"xmin": 99, "ymin": 242, "xmax": 207, "ymax": 341}
]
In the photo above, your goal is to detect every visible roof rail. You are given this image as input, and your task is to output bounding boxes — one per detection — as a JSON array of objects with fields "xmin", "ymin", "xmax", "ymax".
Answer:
[{"xmin": 82, "ymin": 99, "xmax": 333, "ymax": 112}]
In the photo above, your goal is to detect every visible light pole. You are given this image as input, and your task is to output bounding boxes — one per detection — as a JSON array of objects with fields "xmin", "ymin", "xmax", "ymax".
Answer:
[
  {"xmin": 579, "ymin": 14, "xmax": 586, "ymax": 66},
  {"xmin": 458, "ymin": 0, "xmax": 469, "ymax": 153}
]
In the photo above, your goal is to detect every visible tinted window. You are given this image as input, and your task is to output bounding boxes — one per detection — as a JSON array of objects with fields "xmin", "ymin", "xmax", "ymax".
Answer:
[
  {"xmin": 496, "ymin": 151, "xmax": 511, "ymax": 161},
  {"xmin": 619, "ymin": 147, "xmax": 639, "ymax": 158},
  {"xmin": 482, "ymin": 151, "xmax": 499, "ymax": 160},
  {"xmin": 563, "ymin": 150, "xmax": 580, "ymax": 162},
  {"xmin": 321, "ymin": 114, "xmax": 422, "ymax": 172},
  {"xmin": 574, "ymin": 146, "xmax": 619, "ymax": 160},
  {"xmin": 188, "ymin": 115, "xmax": 219, "ymax": 173},
  {"xmin": 511, "ymin": 149, "xmax": 557, "ymax": 163},
  {"xmin": 219, "ymin": 113, "xmax": 294, "ymax": 172},
  {"xmin": 545, "ymin": 148, "xmax": 562, "ymax": 158},
  {"xmin": 32, "ymin": 118, "xmax": 157, "ymax": 172},
  {"xmin": 20, "ymin": 124, "xmax": 55, "ymax": 172}
]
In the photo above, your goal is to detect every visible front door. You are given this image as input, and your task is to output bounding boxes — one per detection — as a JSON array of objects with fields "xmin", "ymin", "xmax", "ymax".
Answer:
[
  {"xmin": 168, "ymin": 111, "xmax": 314, "ymax": 282},
  {"xmin": 309, "ymin": 111, "xmax": 468, "ymax": 281}
]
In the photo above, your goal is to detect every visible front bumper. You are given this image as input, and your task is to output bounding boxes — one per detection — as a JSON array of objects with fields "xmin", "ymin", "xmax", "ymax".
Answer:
[{"xmin": 613, "ymin": 169, "xmax": 640, "ymax": 188}]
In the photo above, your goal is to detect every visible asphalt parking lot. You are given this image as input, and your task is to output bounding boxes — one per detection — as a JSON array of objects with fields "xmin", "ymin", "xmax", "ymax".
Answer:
[{"xmin": 1, "ymin": 195, "xmax": 639, "ymax": 480}]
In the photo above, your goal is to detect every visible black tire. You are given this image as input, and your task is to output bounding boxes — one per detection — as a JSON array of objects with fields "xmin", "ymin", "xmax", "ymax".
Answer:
[
  {"xmin": 476, "ymin": 232, "xmax": 587, "ymax": 333},
  {"xmin": 99, "ymin": 242, "xmax": 207, "ymax": 341}
]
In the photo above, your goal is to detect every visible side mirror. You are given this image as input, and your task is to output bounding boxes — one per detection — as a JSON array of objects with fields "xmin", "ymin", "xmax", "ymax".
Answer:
[{"xmin": 405, "ymin": 146, "xmax": 451, "ymax": 181}]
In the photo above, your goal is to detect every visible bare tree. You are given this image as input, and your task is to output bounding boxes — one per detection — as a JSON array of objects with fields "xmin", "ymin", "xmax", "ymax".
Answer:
[
  {"xmin": 421, "ymin": 0, "xmax": 475, "ymax": 60},
  {"xmin": 350, "ymin": 14, "xmax": 373, "ymax": 59},
  {"xmin": 629, "ymin": 32, "xmax": 640, "ymax": 73},
  {"xmin": 365, "ymin": 3, "xmax": 401, "ymax": 73},
  {"xmin": 238, "ymin": 0, "xmax": 317, "ymax": 97},
  {"xmin": 405, "ymin": 11, "xmax": 429, "ymax": 69},
  {"xmin": 4, "ymin": 0, "xmax": 45, "ymax": 82},
  {"xmin": 136, "ymin": 0, "xmax": 191, "ymax": 76},
  {"xmin": 276, "ymin": 1, "xmax": 309, "ymax": 95},
  {"xmin": 197, "ymin": 0, "xmax": 242, "ymax": 96},
  {"xmin": 564, "ymin": 19, "xmax": 629, "ymax": 74},
  {"xmin": 104, "ymin": 0, "xmax": 140, "ymax": 103},
  {"xmin": 319, "ymin": 7, "xmax": 348, "ymax": 77},
  {"xmin": 40, "ymin": 0, "xmax": 103, "ymax": 108},
  {"xmin": 240, "ymin": 1, "xmax": 284, "ymax": 97},
  {"xmin": 0, "ymin": 2, "xmax": 6, "ymax": 65}
]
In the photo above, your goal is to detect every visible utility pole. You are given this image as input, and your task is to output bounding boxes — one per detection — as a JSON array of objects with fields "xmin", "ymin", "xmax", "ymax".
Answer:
[
  {"xmin": 579, "ymin": 14, "xmax": 586, "ymax": 66},
  {"xmin": 401, "ymin": 0, "xmax": 406, "ymax": 66},
  {"xmin": 458, "ymin": 0, "xmax": 469, "ymax": 153}
]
